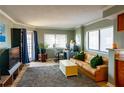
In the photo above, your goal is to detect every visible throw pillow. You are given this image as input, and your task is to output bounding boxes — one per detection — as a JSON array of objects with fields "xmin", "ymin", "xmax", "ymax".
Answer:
[
  {"xmin": 98, "ymin": 56, "xmax": 103, "ymax": 65},
  {"xmin": 90, "ymin": 55, "xmax": 103, "ymax": 68},
  {"xmin": 73, "ymin": 52, "xmax": 85, "ymax": 61}
]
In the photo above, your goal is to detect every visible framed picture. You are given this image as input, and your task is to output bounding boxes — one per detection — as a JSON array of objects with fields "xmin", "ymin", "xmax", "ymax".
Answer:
[{"xmin": 0, "ymin": 23, "xmax": 5, "ymax": 42}]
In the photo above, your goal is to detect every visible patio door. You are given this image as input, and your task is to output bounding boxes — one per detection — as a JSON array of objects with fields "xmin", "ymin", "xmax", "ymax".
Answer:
[{"xmin": 27, "ymin": 31, "xmax": 35, "ymax": 61}]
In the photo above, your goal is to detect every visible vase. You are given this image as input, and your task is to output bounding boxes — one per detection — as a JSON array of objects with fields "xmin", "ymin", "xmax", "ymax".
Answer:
[{"xmin": 112, "ymin": 43, "xmax": 118, "ymax": 49}]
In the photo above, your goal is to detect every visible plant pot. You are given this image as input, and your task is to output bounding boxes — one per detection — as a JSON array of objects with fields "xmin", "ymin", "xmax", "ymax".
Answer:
[{"xmin": 39, "ymin": 48, "xmax": 46, "ymax": 54}]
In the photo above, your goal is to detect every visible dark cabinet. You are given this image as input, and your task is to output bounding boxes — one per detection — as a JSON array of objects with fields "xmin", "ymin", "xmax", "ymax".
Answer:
[
  {"xmin": 116, "ymin": 61, "xmax": 124, "ymax": 87},
  {"xmin": 118, "ymin": 13, "xmax": 124, "ymax": 32}
]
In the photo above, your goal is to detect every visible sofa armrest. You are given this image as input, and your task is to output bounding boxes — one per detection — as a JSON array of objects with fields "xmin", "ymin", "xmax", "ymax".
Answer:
[
  {"xmin": 95, "ymin": 64, "xmax": 108, "ymax": 81},
  {"xmin": 96, "ymin": 65, "xmax": 108, "ymax": 70}
]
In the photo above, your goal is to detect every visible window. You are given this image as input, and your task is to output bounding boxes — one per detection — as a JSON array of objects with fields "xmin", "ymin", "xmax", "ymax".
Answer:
[
  {"xmin": 55, "ymin": 34, "xmax": 67, "ymax": 48},
  {"xmin": 44, "ymin": 34, "xmax": 67, "ymax": 48},
  {"xmin": 100, "ymin": 27, "xmax": 113, "ymax": 52},
  {"xmin": 44, "ymin": 34, "xmax": 55, "ymax": 48},
  {"xmin": 88, "ymin": 30, "xmax": 99, "ymax": 50},
  {"xmin": 27, "ymin": 31, "xmax": 33, "ymax": 60},
  {"xmin": 87, "ymin": 26, "xmax": 113, "ymax": 52}
]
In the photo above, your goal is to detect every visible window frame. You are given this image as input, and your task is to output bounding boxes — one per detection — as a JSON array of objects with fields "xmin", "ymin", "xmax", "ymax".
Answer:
[
  {"xmin": 87, "ymin": 26, "xmax": 113, "ymax": 53},
  {"xmin": 55, "ymin": 34, "xmax": 67, "ymax": 48},
  {"xmin": 99, "ymin": 26, "xmax": 114, "ymax": 52},
  {"xmin": 44, "ymin": 34, "xmax": 56, "ymax": 49},
  {"xmin": 44, "ymin": 33, "xmax": 67, "ymax": 49},
  {"xmin": 88, "ymin": 30, "xmax": 100, "ymax": 51}
]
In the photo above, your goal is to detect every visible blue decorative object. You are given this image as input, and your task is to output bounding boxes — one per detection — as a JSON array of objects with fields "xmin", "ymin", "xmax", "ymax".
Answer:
[
  {"xmin": 0, "ymin": 36, "xmax": 5, "ymax": 42},
  {"xmin": 0, "ymin": 23, "xmax": 5, "ymax": 42}
]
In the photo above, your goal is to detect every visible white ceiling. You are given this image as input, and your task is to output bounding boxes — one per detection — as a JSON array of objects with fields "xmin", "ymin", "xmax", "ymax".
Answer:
[{"xmin": 0, "ymin": 5, "xmax": 108, "ymax": 29}]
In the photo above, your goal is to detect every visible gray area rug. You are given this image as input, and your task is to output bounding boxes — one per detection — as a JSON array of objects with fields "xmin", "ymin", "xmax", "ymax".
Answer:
[{"xmin": 17, "ymin": 64, "xmax": 98, "ymax": 87}]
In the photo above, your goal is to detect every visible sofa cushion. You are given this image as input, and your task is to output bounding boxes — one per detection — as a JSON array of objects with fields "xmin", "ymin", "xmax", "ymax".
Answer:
[
  {"xmin": 75, "ymin": 60, "xmax": 87, "ymax": 67},
  {"xmin": 73, "ymin": 52, "xmax": 85, "ymax": 61},
  {"xmin": 85, "ymin": 53, "xmax": 95, "ymax": 64},
  {"xmin": 82, "ymin": 63, "xmax": 96, "ymax": 75}
]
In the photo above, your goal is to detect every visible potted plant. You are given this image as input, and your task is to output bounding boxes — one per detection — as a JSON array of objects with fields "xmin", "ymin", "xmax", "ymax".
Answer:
[{"xmin": 39, "ymin": 43, "xmax": 48, "ymax": 54}]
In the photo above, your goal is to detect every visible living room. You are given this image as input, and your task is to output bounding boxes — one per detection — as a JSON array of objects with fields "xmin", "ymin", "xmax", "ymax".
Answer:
[{"xmin": 0, "ymin": 2, "xmax": 124, "ymax": 92}]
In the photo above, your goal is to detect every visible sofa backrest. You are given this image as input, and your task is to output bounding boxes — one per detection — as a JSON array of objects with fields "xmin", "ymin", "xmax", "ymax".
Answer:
[
  {"xmin": 84, "ymin": 52, "xmax": 95, "ymax": 64},
  {"xmin": 84, "ymin": 52, "xmax": 108, "ymax": 65}
]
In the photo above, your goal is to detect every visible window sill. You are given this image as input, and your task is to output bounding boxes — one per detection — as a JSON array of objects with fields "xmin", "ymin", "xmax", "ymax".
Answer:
[{"xmin": 86, "ymin": 49, "xmax": 108, "ymax": 55}]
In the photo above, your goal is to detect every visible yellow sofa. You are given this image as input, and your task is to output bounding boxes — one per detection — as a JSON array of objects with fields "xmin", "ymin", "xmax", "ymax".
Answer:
[{"xmin": 70, "ymin": 52, "xmax": 108, "ymax": 82}]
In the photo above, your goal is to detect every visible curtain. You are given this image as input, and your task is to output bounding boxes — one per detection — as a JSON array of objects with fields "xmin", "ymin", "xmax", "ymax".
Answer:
[
  {"xmin": 22, "ymin": 29, "xmax": 30, "ymax": 64},
  {"xmin": 34, "ymin": 31, "xmax": 39, "ymax": 61}
]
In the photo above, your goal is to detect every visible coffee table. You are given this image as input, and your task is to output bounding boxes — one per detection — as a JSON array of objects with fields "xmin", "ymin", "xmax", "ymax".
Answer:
[{"xmin": 59, "ymin": 60, "xmax": 78, "ymax": 77}]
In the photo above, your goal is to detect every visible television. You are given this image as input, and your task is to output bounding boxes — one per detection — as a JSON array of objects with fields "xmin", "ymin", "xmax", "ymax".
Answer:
[
  {"xmin": 0, "ymin": 48, "xmax": 9, "ymax": 75},
  {"xmin": 0, "ymin": 47, "xmax": 20, "ymax": 75}
]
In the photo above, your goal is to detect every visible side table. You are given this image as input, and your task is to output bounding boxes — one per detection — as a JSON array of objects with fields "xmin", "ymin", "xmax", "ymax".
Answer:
[{"xmin": 38, "ymin": 53, "xmax": 48, "ymax": 62}]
